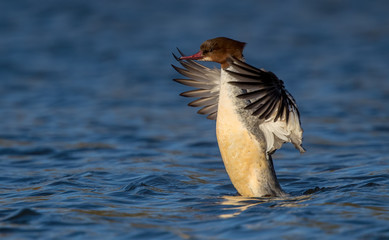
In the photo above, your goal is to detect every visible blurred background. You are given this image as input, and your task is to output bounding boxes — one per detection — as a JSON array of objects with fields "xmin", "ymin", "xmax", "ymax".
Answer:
[{"xmin": 0, "ymin": 0, "xmax": 388, "ymax": 239}]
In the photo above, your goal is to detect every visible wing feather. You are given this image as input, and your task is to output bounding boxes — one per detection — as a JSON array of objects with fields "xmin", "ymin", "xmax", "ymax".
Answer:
[
  {"xmin": 180, "ymin": 89, "xmax": 213, "ymax": 98},
  {"xmin": 189, "ymin": 96, "xmax": 218, "ymax": 107},
  {"xmin": 227, "ymin": 57, "xmax": 305, "ymax": 154},
  {"xmin": 172, "ymin": 49, "xmax": 220, "ymax": 120},
  {"xmin": 197, "ymin": 104, "xmax": 218, "ymax": 115}
]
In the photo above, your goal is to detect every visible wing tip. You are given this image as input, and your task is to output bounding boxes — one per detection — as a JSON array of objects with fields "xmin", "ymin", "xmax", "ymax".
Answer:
[
  {"xmin": 172, "ymin": 78, "xmax": 182, "ymax": 84},
  {"xmin": 171, "ymin": 64, "xmax": 182, "ymax": 73},
  {"xmin": 172, "ymin": 52, "xmax": 180, "ymax": 61},
  {"xmin": 206, "ymin": 113, "xmax": 217, "ymax": 120}
]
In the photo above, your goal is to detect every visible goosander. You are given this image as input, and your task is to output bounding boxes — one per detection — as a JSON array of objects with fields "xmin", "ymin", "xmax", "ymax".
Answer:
[{"xmin": 172, "ymin": 37, "xmax": 305, "ymax": 197}]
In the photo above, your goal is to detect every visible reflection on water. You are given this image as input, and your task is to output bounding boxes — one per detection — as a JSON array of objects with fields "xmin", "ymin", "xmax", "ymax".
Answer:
[
  {"xmin": 0, "ymin": 0, "xmax": 388, "ymax": 239},
  {"xmin": 219, "ymin": 195, "xmax": 312, "ymax": 219}
]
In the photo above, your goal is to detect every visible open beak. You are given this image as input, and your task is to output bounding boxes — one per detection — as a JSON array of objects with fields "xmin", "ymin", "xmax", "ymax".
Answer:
[{"xmin": 179, "ymin": 51, "xmax": 204, "ymax": 60}]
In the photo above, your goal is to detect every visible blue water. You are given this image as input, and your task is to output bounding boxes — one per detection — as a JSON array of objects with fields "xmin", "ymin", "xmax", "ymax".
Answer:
[{"xmin": 0, "ymin": 0, "xmax": 388, "ymax": 239}]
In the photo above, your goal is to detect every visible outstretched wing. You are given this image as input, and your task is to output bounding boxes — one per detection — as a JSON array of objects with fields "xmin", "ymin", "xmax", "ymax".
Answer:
[
  {"xmin": 226, "ymin": 57, "xmax": 305, "ymax": 154},
  {"xmin": 172, "ymin": 49, "xmax": 221, "ymax": 120}
]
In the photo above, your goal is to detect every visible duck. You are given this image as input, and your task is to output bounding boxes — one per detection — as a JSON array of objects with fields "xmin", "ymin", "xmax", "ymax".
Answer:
[{"xmin": 172, "ymin": 37, "xmax": 305, "ymax": 197}]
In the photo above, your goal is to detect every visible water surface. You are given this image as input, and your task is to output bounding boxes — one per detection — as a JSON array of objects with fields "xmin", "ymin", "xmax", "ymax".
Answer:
[{"xmin": 0, "ymin": 0, "xmax": 388, "ymax": 239}]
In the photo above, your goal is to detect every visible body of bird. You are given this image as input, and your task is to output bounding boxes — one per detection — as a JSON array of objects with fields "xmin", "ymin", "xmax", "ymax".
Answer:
[{"xmin": 172, "ymin": 37, "xmax": 305, "ymax": 197}]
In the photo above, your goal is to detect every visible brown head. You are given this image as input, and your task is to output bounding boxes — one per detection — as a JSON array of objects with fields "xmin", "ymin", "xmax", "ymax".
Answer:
[{"xmin": 179, "ymin": 37, "xmax": 246, "ymax": 69}]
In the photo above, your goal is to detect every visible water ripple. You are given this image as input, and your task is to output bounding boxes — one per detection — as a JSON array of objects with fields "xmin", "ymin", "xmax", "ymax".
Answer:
[{"xmin": 0, "ymin": 0, "xmax": 388, "ymax": 239}]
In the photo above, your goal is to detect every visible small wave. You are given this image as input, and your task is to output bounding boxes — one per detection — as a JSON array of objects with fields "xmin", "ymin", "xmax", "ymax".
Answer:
[{"xmin": 2, "ymin": 208, "xmax": 41, "ymax": 224}]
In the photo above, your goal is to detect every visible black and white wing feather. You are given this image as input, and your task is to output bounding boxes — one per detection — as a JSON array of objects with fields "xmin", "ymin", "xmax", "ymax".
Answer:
[
  {"xmin": 226, "ymin": 57, "xmax": 305, "ymax": 154},
  {"xmin": 172, "ymin": 49, "xmax": 220, "ymax": 120}
]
